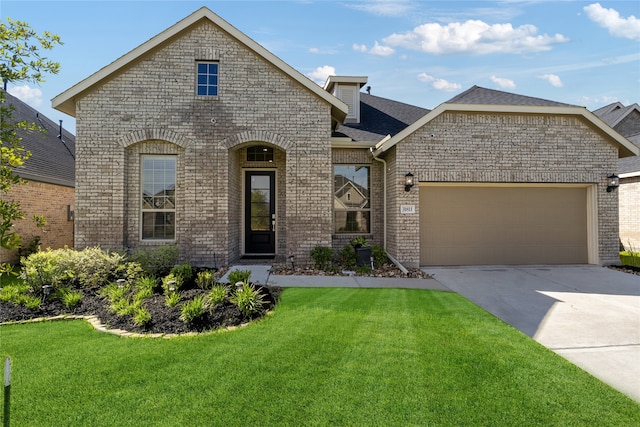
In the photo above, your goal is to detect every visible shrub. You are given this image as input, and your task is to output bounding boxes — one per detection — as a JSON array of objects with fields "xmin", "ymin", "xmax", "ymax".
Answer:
[
  {"xmin": 170, "ymin": 262, "xmax": 193, "ymax": 284},
  {"xmin": 206, "ymin": 284, "xmax": 227, "ymax": 306},
  {"xmin": 115, "ymin": 262, "xmax": 145, "ymax": 284},
  {"xmin": 17, "ymin": 236, "xmax": 41, "ymax": 261},
  {"xmin": 70, "ymin": 247, "xmax": 126, "ymax": 288},
  {"xmin": 60, "ymin": 288, "xmax": 83, "ymax": 309},
  {"xmin": 180, "ymin": 295, "xmax": 207, "ymax": 323},
  {"xmin": 310, "ymin": 245, "xmax": 334, "ymax": 270},
  {"xmin": 371, "ymin": 244, "xmax": 388, "ymax": 268},
  {"xmin": 162, "ymin": 273, "xmax": 184, "ymax": 294},
  {"xmin": 133, "ymin": 307, "xmax": 152, "ymax": 327},
  {"xmin": 0, "ymin": 283, "xmax": 40, "ymax": 309},
  {"xmin": 20, "ymin": 249, "xmax": 74, "ymax": 293},
  {"xmin": 227, "ymin": 269, "xmax": 251, "ymax": 285},
  {"xmin": 129, "ymin": 245, "xmax": 179, "ymax": 277},
  {"xmin": 165, "ymin": 291, "xmax": 181, "ymax": 307},
  {"xmin": 230, "ymin": 281, "xmax": 265, "ymax": 317},
  {"xmin": 338, "ymin": 245, "xmax": 357, "ymax": 269},
  {"xmin": 195, "ymin": 270, "xmax": 216, "ymax": 289},
  {"xmin": 136, "ymin": 276, "xmax": 158, "ymax": 294}
]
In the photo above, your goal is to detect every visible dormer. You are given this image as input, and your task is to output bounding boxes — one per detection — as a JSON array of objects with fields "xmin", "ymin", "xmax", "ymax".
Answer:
[{"xmin": 324, "ymin": 76, "xmax": 368, "ymax": 124}]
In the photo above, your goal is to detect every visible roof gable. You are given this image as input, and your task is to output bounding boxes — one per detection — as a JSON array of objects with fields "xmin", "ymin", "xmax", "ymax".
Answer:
[
  {"xmin": 52, "ymin": 7, "xmax": 347, "ymax": 122},
  {"xmin": 373, "ymin": 86, "xmax": 639, "ymax": 159},
  {"xmin": 3, "ymin": 90, "xmax": 75, "ymax": 186},
  {"xmin": 593, "ymin": 102, "xmax": 640, "ymax": 132}
]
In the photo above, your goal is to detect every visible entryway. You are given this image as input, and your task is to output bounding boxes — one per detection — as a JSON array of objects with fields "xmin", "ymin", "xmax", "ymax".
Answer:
[{"xmin": 245, "ymin": 171, "xmax": 276, "ymax": 255}]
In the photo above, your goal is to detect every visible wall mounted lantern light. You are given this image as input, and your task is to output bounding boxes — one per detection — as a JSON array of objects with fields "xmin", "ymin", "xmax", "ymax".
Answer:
[
  {"xmin": 404, "ymin": 172, "xmax": 415, "ymax": 192},
  {"xmin": 606, "ymin": 174, "xmax": 620, "ymax": 193}
]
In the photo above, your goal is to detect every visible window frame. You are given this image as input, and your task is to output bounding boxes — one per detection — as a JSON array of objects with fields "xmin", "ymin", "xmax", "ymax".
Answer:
[
  {"xmin": 196, "ymin": 61, "xmax": 219, "ymax": 97},
  {"xmin": 140, "ymin": 155, "xmax": 177, "ymax": 241},
  {"xmin": 333, "ymin": 164, "xmax": 371, "ymax": 234}
]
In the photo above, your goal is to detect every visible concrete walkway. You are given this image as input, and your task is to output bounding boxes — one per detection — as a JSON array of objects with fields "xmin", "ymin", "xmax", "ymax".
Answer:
[{"xmin": 422, "ymin": 265, "xmax": 640, "ymax": 402}]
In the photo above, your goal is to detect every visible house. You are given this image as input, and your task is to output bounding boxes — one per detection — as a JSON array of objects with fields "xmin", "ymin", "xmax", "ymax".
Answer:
[
  {"xmin": 52, "ymin": 7, "xmax": 637, "ymax": 268},
  {"xmin": 0, "ymin": 90, "xmax": 75, "ymax": 263},
  {"xmin": 593, "ymin": 102, "xmax": 640, "ymax": 251}
]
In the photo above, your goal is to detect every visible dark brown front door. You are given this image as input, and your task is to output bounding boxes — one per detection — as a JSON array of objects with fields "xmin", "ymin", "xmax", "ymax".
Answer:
[{"xmin": 245, "ymin": 171, "xmax": 276, "ymax": 254}]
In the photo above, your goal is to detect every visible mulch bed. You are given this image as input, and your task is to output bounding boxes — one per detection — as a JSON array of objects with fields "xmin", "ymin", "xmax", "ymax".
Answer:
[{"xmin": 0, "ymin": 284, "xmax": 281, "ymax": 335}]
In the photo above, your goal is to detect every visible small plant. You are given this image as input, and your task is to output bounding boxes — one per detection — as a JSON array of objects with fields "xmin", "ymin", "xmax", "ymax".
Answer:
[
  {"xmin": 180, "ymin": 295, "xmax": 206, "ymax": 323},
  {"xmin": 137, "ymin": 276, "xmax": 158, "ymax": 293},
  {"xmin": 129, "ymin": 245, "xmax": 179, "ymax": 277},
  {"xmin": 133, "ymin": 307, "xmax": 152, "ymax": 327},
  {"xmin": 23, "ymin": 294, "xmax": 42, "ymax": 310},
  {"xmin": 195, "ymin": 270, "xmax": 216, "ymax": 289},
  {"xmin": 371, "ymin": 244, "xmax": 388, "ymax": 268},
  {"xmin": 350, "ymin": 236, "xmax": 369, "ymax": 248},
  {"xmin": 355, "ymin": 265, "xmax": 372, "ymax": 275},
  {"xmin": 171, "ymin": 262, "xmax": 193, "ymax": 284},
  {"xmin": 165, "ymin": 291, "xmax": 181, "ymax": 307},
  {"xmin": 133, "ymin": 287, "xmax": 153, "ymax": 304},
  {"xmin": 227, "ymin": 269, "xmax": 251, "ymax": 285},
  {"xmin": 162, "ymin": 273, "xmax": 183, "ymax": 294},
  {"xmin": 230, "ymin": 281, "xmax": 265, "ymax": 317},
  {"xmin": 310, "ymin": 245, "xmax": 334, "ymax": 270},
  {"xmin": 206, "ymin": 284, "xmax": 227, "ymax": 306},
  {"xmin": 338, "ymin": 245, "xmax": 357, "ymax": 268},
  {"xmin": 61, "ymin": 288, "xmax": 83, "ymax": 309}
]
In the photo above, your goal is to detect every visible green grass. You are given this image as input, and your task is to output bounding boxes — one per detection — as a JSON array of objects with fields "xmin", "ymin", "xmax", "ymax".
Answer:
[
  {"xmin": 620, "ymin": 251, "xmax": 640, "ymax": 267},
  {"xmin": 1, "ymin": 288, "xmax": 638, "ymax": 426}
]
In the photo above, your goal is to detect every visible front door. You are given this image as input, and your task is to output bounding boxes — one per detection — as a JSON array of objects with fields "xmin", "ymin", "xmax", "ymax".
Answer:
[{"xmin": 245, "ymin": 171, "xmax": 276, "ymax": 254}]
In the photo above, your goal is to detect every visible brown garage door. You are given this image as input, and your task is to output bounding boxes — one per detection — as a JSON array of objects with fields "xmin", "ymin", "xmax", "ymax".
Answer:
[{"xmin": 419, "ymin": 185, "xmax": 588, "ymax": 265}]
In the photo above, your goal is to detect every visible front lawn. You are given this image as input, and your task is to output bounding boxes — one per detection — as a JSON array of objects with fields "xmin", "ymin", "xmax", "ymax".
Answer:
[{"xmin": 1, "ymin": 288, "xmax": 638, "ymax": 425}]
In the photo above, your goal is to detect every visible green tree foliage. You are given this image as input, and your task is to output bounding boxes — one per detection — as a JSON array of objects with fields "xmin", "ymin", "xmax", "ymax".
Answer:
[{"xmin": 0, "ymin": 18, "xmax": 62, "ymax": 252}]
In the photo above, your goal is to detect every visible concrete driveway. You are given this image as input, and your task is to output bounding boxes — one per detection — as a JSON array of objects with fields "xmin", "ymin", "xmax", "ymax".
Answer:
[{"xmin": 421, "ymin": 265, "xmax": 640, "ymax": 402}]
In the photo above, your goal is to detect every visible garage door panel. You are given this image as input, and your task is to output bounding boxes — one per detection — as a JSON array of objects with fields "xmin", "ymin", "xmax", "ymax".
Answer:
[{"xmin": 420, "ymin": 186, "xmax": 588, "ymax": 265}]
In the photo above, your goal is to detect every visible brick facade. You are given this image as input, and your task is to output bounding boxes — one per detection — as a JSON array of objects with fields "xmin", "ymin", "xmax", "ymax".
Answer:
[
  {"xmin": 386, "ymin": 111, "xmax": 620, "ymax": 267},
  {"xmin": 620, "ymin": 176, "xmax": 640, "ymax": 251},
  {"xmin": 0, "ymin": 180, "xmax": 74, "ymax": 263},
  {"xmin": 73, "ymin": 19, "xmax": 333, "ymax": 266}
]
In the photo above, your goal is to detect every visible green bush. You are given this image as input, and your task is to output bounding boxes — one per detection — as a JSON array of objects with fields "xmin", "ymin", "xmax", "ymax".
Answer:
[
  {"xmin": 129, "ymin": 245, "xmax": 179, "ymax": 277},
  {"xmin": 195, "ymin": 270, "xmax": 216, "ymax": 289},
  {"xmin": 171, "ymin": 262, "xmax": 193, "ymax": 284},
  {"xmin": 230, "ymin": 281, "xmax": 265, "ymax": 317},
  {"xmin": 227, "ymin": 269, "xmax": 251, "ymax": 285},
  {"xmin": 338, "ymin": 245, "xmax": 357, "ymax": 269},
  {"xmin": 371, "ymin": 244, "xmax": 388, "ymax": 268},
  {"xmin": 206, "ymin": 284, "xmax": 227, "ymax": 306},
  {"xmin": 162, "ymin": 273, "xmax": 184, "ymax": 294},
  {"xmin": 180, "ymin": 295, "xmax": 206, "ymax": 323},
  {"xmin": 0, "ymin": 283, "xmax": 41, "ymax": 309},
  {"xmin": 136, "ymin": 276, "xmax": 158, "ymax": 293},
  {"xmin": 133, "ymin": 307, "xmax": 152, "ymax": 327},
  {"xmin": 60, "ymin": 288, "xmax": 82, "ymax": 309},
  {"xmin": 165, "ymin": 291, "xmax": 181, "ymax": 308},
  {"xmin": 310, "ymin": 245, "xmax": 334, "ymax": 270}
]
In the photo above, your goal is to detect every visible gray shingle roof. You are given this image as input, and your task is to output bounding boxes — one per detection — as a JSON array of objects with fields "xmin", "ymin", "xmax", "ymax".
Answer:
[
  {"xmin": 592, "ymin": 102, "xmax": 640, "ymax": 174},
  {"xmin": 446, "ymin": 85, "xmax": 576, "ymax": 107},
  {"xmin": 333, "ymin": 93, "xmax": 430, "ymax": 142},
  {"xmin": 3, "ymin": 90, "xmax": 75, "ymax": 186},
  {"xmin": 619, "ymin": 133, "xmax": 640, "ymax": 174}
]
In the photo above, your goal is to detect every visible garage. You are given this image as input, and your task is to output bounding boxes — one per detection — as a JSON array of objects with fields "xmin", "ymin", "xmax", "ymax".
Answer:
[{"xmin": 419, "ymin": 185, "xmax": 591, "ymax": 266}]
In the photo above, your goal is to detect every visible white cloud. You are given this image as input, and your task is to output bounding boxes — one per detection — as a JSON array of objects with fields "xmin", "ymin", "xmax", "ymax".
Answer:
[
  {"xmin": 347, "ymin": 0, "xmax": 415, "ymax": 17},
  {"xmin": 309, "ymin": 47, "xmax": 319, "ymax": 54},
  {"xmin": 539, "ymin": 74, "xmax": 563, "ymax": 87},
  {"xmin": 352, "ymin": 43, "xmax": 368, "ymax": 53},
  {"xmin": 417, "ymin": 73, "xmax": 461, "ymax": 91},
  {"xmin": 383, "ymin": 20, "xmax": 568, "ymax": 54},
  {"xmin": 307, "ymin": 65, "xmax": 336, "ymax": 85},
  {"xmin": 7, "ymin": 85, "xmax": 43, "ymax": 106},
  {"xmin": 490, "ymin": 75, "xmax": 516, "ymax": 89},
  {"xmin": 584, "ymin": 3, "xmax": 640, "ymax": 41},
  {"xmin": 369, "ymin": 41, "xmax": 395, "ymax": 56}
]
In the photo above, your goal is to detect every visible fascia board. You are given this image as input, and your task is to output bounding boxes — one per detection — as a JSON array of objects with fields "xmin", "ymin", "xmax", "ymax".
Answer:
[
  {"xmin": 52, "ymin": 7, "xmax": 348, "ymax": 121},
  {"xmin": 373, "ymin": 103, "xmax": 640, "ymax": 158},
  {"xmin": 620, "ymin": 171, "xmax": 640, "ymax": 179}
]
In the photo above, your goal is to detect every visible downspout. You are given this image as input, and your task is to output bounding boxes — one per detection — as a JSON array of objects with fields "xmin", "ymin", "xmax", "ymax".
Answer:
[{"xmin": 370, "ymin": 145, "xmax": 409, "ymax": 274}]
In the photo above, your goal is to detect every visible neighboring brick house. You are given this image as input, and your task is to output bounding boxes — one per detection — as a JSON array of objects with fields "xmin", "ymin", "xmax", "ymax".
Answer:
[
  {"xmin": 52, "ymin": 7, "xmax": 637, "ymax": 268},
  {"xmin": 593, "ymin": 102, "xmax": 640, "ymax": 251},
  {"xmin": 0, "ymin": 90, "xmax": 75, "ymax": 263}
]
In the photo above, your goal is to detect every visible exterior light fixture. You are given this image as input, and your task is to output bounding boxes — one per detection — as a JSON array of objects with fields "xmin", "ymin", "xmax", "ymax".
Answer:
[
  {"xmin": 404, "ymin": 172, "xmax": 415, "ymax": 192},
  {"xmin": 606, "ymin": 174, "xmax": 620, "ymax": 193}
]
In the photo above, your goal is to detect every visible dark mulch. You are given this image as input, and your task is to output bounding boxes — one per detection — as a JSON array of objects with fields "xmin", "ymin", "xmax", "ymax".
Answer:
[{"xmin": 0, "ymin": 285, "xmax": 281, "ymax": 335}]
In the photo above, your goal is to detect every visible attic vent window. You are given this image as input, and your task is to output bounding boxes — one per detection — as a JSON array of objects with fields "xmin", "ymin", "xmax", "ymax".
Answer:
[
  {"xmin": 247, "ymin": 146, "xmax": 274, "ymax": 162},
  {"xmin": 196, "ymin": 61, "xmax": 219, "ymax": 96}
]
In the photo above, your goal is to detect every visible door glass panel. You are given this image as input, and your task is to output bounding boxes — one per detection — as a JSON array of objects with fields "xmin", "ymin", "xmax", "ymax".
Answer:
[{"xmin": 250, "ymin": 175, "xmax": 271, "ymax": 231}]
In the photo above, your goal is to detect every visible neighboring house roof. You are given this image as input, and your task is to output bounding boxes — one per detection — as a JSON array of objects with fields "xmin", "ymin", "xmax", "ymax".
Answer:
[
  {"xmin": 592, "ymin": 102, "xmax": 640, "ymax": 176},
  {"xmin": 373, "ymin": 86, "xmax": 639, "ymax": 159},
  {"xmin": 3, "ymin": 90, "xmax": 75, "ymax": 187},
  {"xmin": 334, "ymin": 93, "xmax": 430, "ymax": 142},
  {"xmin": 52, "ymin": 7, "xmax": 348, "ymax": 125}
]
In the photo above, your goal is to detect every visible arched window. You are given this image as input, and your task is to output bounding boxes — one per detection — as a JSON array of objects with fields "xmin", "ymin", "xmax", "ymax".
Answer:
[{"xmin": 247, "ymin": 146, "xmax": 274, "ymax": 162}]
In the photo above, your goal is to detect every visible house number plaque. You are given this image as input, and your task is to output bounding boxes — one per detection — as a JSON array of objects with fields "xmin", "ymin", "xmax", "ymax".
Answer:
[{"xmin": 400, "ymin": 205, "xmax": 416, "ymax": 214}]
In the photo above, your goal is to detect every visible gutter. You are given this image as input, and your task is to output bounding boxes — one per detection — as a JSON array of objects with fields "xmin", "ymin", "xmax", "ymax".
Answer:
[{"xmin": 370, "ymin": 140, "xmax": 409, "ymax": 275}]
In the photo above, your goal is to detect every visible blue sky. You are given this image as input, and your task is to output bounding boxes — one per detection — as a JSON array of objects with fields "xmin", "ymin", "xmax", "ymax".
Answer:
[{"xmin": 2, "ymin": 0, "xmax": 639, "ymax": 134}]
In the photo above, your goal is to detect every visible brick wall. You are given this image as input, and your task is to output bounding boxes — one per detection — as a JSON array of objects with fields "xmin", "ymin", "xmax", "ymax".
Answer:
[
  {"xmin": 387, "ymin": 111, "xmax": 620, "ymax": 267},
  {"xmin": 73, "ymin": 19, "xmax": 333, "ymax": 266},
  {"xmin": 0, "ymin": 180, "xmax": 74, "ymax": 263},
  {"xmin": 620, "ymin": 176, "xmax": 640, "ymax": 251}
]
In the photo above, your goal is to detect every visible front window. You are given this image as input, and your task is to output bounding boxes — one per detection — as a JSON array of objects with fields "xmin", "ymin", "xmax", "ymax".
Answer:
[
  {"xmin": 334, "ymin": 165, "xmax": 370, "ymax": 233},
  {"xmin": 196, "ymin": 62, "xmax": 219, "ymax": 96},
  {"xmin": 141, "ymin": 156, "xmax": 176, "ymax": 240}
]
